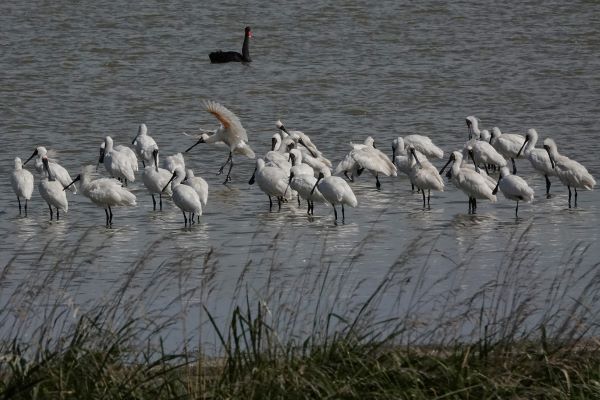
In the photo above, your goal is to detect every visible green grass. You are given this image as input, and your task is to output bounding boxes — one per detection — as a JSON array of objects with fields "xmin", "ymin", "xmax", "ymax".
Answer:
[{"xmin": 1, "ymin": 224, "xmax": 600, "ymax": 399}]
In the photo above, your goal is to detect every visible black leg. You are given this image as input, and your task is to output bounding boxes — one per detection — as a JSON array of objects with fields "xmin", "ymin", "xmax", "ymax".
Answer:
[
  {"xmin": 182, "ymin": 210, "xmax": 188, "ymax": 225},
  {"xmin": 411, "ymin": 182, "xmax": 415, "ymax": 191},
  {"xmin": 342, "ymin": 203, "xmax": 345, "ymax": 222},
  {"xmin": 25, "ymin": 199, "xmax": 28, "ymax": 216},
  {"xmin": 484, "ymin": 164, "xmax": 489, "ymax": 175},
  {"xmin": 268, "ymin": 196, "xmax": 273, "ymax": 211},
  {"xmin": 332, "ymin": 203, "xmax": 337, "ymax": 221},
  {"xmin": 575, "ymin": 187, "xmax": 578, "ymax": 207},
  {"xmin": 109, "ymin": 206, "xmax": 113, "ymax": 224},
  {"xmin": 511, "ymin": 158, "xmax": 517, "ymax": 175},
  {"xmin": 152, "ymin": 194, "xmax": 157, "ymax": 210},
  {"xmin": 568, "ymin": 186, "xmax": 572, "ymax": 208},
  {"xmin": 421, "ymin": 189, "xmax": 426, "ymax": 207},
  {"xmin": 468, "ymin": 197, "xmax": 472, "ymax": 214},
  {"xmin": 49, "ymin": 203, "xmax": 53, "ymax": 220},
  {"xmin": 218, "ymin": 152, "xmax": 233, "ymax": 176},
  {"xmin": 17, "ymin": 196, "xmax": 22, "ymax": 215},
  {"xmin": 56, "ymin": 208, "xmax": 60, "ymax": 220},
  {"xmin": 277, "ymin": 196, "xmax": 282, "ymax": 211},
  {"xmin": 159, "ymin": 193, "xmax": 163, "ymax": 211},
  {"xmin": 142, "ymin": 160, "xmax": 146, "ymax": 168},
  {"xmin": 197, "ymin": 214, "xmax": 200, "ymax": 223},
  {"xmin": 105, "ymin": 209, "xmax": 110, "ymax": 226},
  {"xmin": 376, "ymin": 174, "xmax": 381, "ymax": 190},
  {"xmin": 545, "ymin": 175, "xmax": 551, "ymax": 198},
  {"xmin": 307, "ymin": 200, "xmax": 311, "ymax": 215},
  {"xmin": 223, "ymin": 156, "xmax": 234, "ymax": 184},
  {"xmin": 473, "ymin": 198, "xmax": 477, "ymax": 213},
  {"xmin": 297, "ymin": 195, "xmax": 301, "ymax": 207},
  {"xmin": 515, "ymin": 201, "xmax": 519, "ymax": 217},
  {"xmin": 427, "ymin": 189, "xmax": 431, "ymax": 206}
]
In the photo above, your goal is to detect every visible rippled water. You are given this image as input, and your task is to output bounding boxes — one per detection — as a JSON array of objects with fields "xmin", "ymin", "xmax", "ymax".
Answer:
[{"xmin": 1, "ymin": 1, "xmax": 599, "ymax": 345}]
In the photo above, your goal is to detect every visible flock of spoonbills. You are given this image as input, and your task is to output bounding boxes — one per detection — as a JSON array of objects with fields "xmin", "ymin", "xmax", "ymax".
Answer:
[{"xmin": 10, "ymin": 101, "xmax": 597, "ymax": 226}]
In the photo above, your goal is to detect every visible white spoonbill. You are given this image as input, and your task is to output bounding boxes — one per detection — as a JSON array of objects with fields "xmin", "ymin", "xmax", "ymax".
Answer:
[
  {"xmin": 24, "ymin": 146, "xmax": 76, "ymax": 193},
  {"xmin": 185, "ymin": 100, "xmax": 255, "ymax": 184},
  {"xmin": 490, "ymin": 127, "xmax": 525, "ymax": 175},
  {"xmin": 392, "ymin": 137, "xmax": 428, "ymax": 191},
  {"xmin": 162, "ymin": 167, "xmax": 202, "ymax": 225},
  {"xmin": 277, "ymin": 120, "xmax": 332, "ymax": 167},
  {"xmin": 38, "ymin": 157, "xmax": 68, "ymax": 220},
  {"xmin": 544, "ymin": 138, "xmax": 596, "ymax": 208},
  {"xmin": 439, "ymin": 151, "xmax": 497, "ymax": 213},
  {"xmin": 254, "ymin": 158, "xmax": 291, "ymax": 211},
  {"xmin": 397, "ymin": 135, "xmax": 444, "ymax": 159},
  {"xmin": 464, "ymin": 117, "xmax": 506, "ymax": 173},
  {"xmin": 132, "ymin": 123, "xmax": 158, "ymax": 167},
  {"xmin": 162, "ymin": 152, "xmax": 186, "ymax": 173},
  {"xmin": 64, "ymin": 166, "xmax": 136, "ymax": 226},
  {"xmin": 141, "ymin": 149, "xmax": 173, "ymax": 211},
  {"xmin": 310, "ymin": 168, "xmax": 358, "ymax": 222},
  {"xmin": 183, "ymin": 169, "xmax": 209, "ymax": 207},
  {"xmin": 335, "ymin": 137, "xmax": 397, "ymax": 189},
  {"xmin": 99, "ymin": 136, "xmax": 137, "ymax": 184},
  {"xmin": 407, "ymin": 146, "xmax": 444, "ymax": 207},
  {"xmin": 10, "ymin": 157, "xmax": 34, "ymax": 216},
  {"xmin": 516, "ymin": 128, "xmax": 555, "ymax": 198},
  {"xmin": 492, "ymin": 166, "xmax": 534, "ymax": 217},
  {"xmin": 248, "ymin": 133, "xmax": 291, "ymax": 185},
  {"xmin": 288, "ymin": 171, "xmax": 327, "ymax": 215}
]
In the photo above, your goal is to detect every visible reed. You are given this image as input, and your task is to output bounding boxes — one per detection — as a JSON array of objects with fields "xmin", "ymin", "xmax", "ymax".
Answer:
[{"xmin": 1, "ymin": 222, "xmax": 600, "ymax": 398}]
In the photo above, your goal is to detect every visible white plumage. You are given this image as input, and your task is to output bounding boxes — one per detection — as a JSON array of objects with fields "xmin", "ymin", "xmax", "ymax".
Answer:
[
  {"xmin": 183, "ymin": 168, "xmax": 209, "ymax": 207},
  {"xmin": 311, "ymin": 168, "xmax": 357, "ymax": 222},
  {"xmin": 517, "ymin": 128, "xmax": 555, "ymax": 197},
  {"xmin": 288, "ymin": 171, "xmax": 327, "ymax": 215},
  {"xmin": 162, "ymin": 167, "xmax": 202, "ymax": 225},
  {"xmin": 490, "ymin": 127, "xmax": 525, "ymax": 174},
  {"xmin": 399, "ymin": 135, "xmax": 444, "ymax": 159},
  {"xmin": 162, "ymin": 152, "xmax": 186, "ymax": 173},
  {"xmin": 440, "ymin": 151, "xmax": 497, "ymax": 213},
  {"xmin": 254, "ymin": 158, "xmax": 292, "ymax": 211},
  {"xmin": 493, "ymin": 166, "xmax": 534, "ymax": 217},
  {"xmin": 407, "ymin": 146, "xmax": 444, "ymax": 207},
  {"xmin": 100, "ymin": 136, "xmax": 137, "ymax": 184},
  {"xmin": 38, "ymin": 157, "xmax": 68, "ymax": 220},
  {"xmin": 132, "ymin": 123, "xmax": 158, "ymax": 167},
  {"xmin": 544, "ymin": 138, "xmax": 596, "ymax": 207},
  {"xmin": 66, "ymin": 165, "xmax": 136, "ymax": 226},
  {"xmin": 335, "ymin": 137, "xmax": 397, "ymax": 189},
  {"xmin": 25, "ymin": 146, "xmax": 76, "ymax": 193},
  {"xmin": 141, "ymin": 149, "xmax": 173, "ymax": 211},
  {"xmin": 11, "ymin": 157, "xmax": 34, "ymax": 215},
  {"xmin": 277, "ymin": 120, "xmax": 332, "ymax": 167},
  {"xmin": 185, "ymin": 100, "xmax": 255, "ymax": 184}
]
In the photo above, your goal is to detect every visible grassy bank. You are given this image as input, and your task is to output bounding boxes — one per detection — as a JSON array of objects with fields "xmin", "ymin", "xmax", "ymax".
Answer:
[{"xmin": 1, "ymin": 225, "xmax": 600, "ymax": 398}]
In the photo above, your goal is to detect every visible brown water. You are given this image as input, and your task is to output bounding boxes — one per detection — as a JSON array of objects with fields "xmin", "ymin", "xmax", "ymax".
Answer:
[{"xmin": 1, "ymin": 0, "xmax": 599, "ymax": 347}]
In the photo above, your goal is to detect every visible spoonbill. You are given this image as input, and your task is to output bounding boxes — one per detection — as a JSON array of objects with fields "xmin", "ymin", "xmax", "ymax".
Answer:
[
  {"xmin": 254, "ymin": 158, "xmax": 291, "ymax": 211},
  {"xmin": 392, "ymin": 136, "xmax": 427, "ymax": 191},
  {"xmin": 439, "ymin": 151, "xmax": 496, "ymax": 213},
  {"xmin": 311, "ymin": 168, "xmax": 357, "ymax": 222},
  {"xmin": 38, "ymin": 157, "xmax": 68, "ymax": 220},
  {"xmin": 162, "ymin": 167, "xmax": 202, "ymax": 225},
  {"xmin": 544, "ymin": 138, "xmax": 596, "ymax": 208},
  {"xmin": 98, "ymin": 136, "xmax": 137, "ymax": 185},
  {"xmin": 132, "ymin": 123, "xmax": 158, "ymax": 167},
  {"xmin": 335, "ymin": 137, "xmax": 397, "ymax": 189},
  {"xmin": 183, "ymin": 168, "xmax": 209, "ymax": 207},
  {"xmin": 24, "ymin": 146, "xmax": 76, "ymax": 193},
  {"xmin": 516, "ymin": 128, "xmax": 555, "ymax": 198},
  {"xmin": 396, "ymin": 135, "xmax": 444, "ymax": 159},
  {"xmin": 185, "ymin": 100, "xmax": 255, "ymax": 184},
  {"xmin": 407, "ymin": 146, "xmax": 444, "ymax": 207},
  {"xmin": 277, "ymin": 120, "xmax": 332, "ymax": 167},
  {"xmin": 64, "ymin": 166, "xmax": 136, "ymax": 226},
  {"xmin": 492, "ymin": 166, "xmax": 534, "ymax": 217},
  {"xmin": 141, "ymin": 149, "xmax": 173, "ymax": 210},
  {"xmin": 11, "ymin": 157, "xmax": 34, "ymax": 216},
  {"xmin": 490, "ymin": 127, "xmax": 525, "ymax": 175},
  {"xmin": 288, "ymin": 171, "xmax": 327, "ymax": 215}
]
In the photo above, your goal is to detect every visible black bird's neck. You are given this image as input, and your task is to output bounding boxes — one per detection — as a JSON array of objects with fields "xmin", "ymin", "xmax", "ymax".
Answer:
[{"xmin": 242, "ymin": 34, "xmax": 251, "ymax": 61}]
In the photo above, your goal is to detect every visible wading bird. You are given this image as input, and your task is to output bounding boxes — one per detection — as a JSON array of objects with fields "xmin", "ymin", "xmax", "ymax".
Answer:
[
  {"xmin": 185, "ymin": 100, "xmax": 255, "ymax": 184},
  {"xmin": 311, "ymin": 168, "xmax": 357, "ymax": 222},
  {"xmin": 516, "ymin": 128, "xmax": 555, "ymax": 198},
  {"xmin": 132, "ymin": 123, "xmax": 158, "ymax": 167},
  {"xmin": 38, "ymin": 157, "xmax": 68, "ymax": 220},
  {"xmin": 10, "ymin": 157, "xmax": 34, "ymax": 216},
  {"xmin": 492, "ymin": 166, "xmax": 534, "ymax": 217},
  {"xmin": 162, "ymin": 167, "xmax": 202, "ymax": 225},
  {"xmin": 24, "ymin": 146, "xmax": 76, "ymax": 193}
]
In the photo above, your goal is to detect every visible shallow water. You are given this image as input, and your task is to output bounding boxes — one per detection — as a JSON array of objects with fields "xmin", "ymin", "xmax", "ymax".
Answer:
[{"xmin": 1, "ymin": 1, "xmax": 599, "ymax": 348}]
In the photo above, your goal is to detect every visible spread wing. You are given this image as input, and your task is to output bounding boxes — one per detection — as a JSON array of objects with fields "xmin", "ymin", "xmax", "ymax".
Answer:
[{"xmin": 203, "ymin": 100, "xmax": 248, "ymax": 142}]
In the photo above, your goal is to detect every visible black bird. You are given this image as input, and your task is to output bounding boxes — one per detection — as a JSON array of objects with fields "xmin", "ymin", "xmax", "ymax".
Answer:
[{"xmin": 209, "ymin": 26, "xmax": 252, "ymax": 63}]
